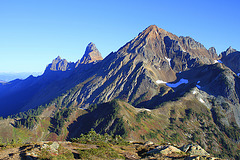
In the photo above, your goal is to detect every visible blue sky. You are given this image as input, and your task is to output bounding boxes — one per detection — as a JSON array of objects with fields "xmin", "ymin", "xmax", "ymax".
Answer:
[{"xmin": 0, "ymin": 0, "xmax": 239, "ymax": 73}]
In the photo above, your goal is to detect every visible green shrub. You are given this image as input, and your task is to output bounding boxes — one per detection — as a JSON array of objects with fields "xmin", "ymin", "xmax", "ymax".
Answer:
[
  {"xmin": 71, "ymin": 129, "xmax": 129, "ymax": 146},
  {"xmin": 136, "ymin": 111, "xmax": 152, "ymax": 122}
]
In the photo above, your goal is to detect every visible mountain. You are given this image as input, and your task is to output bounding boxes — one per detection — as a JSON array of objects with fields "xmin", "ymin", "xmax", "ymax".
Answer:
[
  {"xmin": 0, "ymin": 72, "xmax": 41, "ymax": 82},
  {"xmin": 220, "ymin": 46, "xmax": 240, "ymax": 75},
  {"xmin": 42, "ymin": 25, "xmax": 219, "ymax": 107},
  {"xmin": 0, "ymin": 25, "xmax": 222, "ymax": 116},
  {"xmin": 0, "ymin": 25, "xmax": 240, "ymax": 159},
  {"xmin": 0, "ymin": 43, "xmax": 103, "ymax": 117},
  {"xmin": 80, "ymin": 42, "xmax": 103, "ymax": 64},
  {"xmin": 44, "ymin": 56, "xmax": 76, "ymax": 73}
]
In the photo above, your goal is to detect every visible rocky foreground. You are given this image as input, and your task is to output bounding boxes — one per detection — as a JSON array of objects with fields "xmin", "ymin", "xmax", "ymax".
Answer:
[{"xmin": 0, "ymin": 141, "xmax": 222, "ymax": 160}]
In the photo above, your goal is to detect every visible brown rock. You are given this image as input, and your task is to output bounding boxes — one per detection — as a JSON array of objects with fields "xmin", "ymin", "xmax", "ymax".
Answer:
[{"xmin": 80, "ymin": 42, "xmax": 103, "ymax": 64}]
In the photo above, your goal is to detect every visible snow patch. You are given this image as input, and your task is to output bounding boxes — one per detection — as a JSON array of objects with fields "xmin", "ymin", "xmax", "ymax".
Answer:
[
  {"xmin": 214, "ymin": 60, "xmax": 223, "ymax": 64},
  {"xmin": 192, "ymin": 89, "xmax": 197, "ymax": 95},
  {"xmin": 144, "ymin": 109, "xmax": 151, "ymax": 112},
  {"xmin": 196, "ymin": 85, "xmax": 201, "ymax": 89},
  {"xmin": 138, "ymin": 108, "xmax": 151, "ymax": 112},
  {"xmin": 165, "ymin": 57, "xmax": 171, "ymax": 67},
  {"xmin": 199, "ymin": 98, "xmax": 205, "ymax": 104},
  {"xmin": 156, "ymin": 80, "xmax": 166, "ymax": 84},
  {"xmin": 180, "ymin": 46, "xmax": 186, "ymax": 52},
  {"xmin": 166, "ymin": 78, "xmax": 188, "ymax": 88}
]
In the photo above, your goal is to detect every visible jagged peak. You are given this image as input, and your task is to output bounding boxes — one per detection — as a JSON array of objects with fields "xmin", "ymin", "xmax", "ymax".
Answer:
[
  {"xmin": 55, "ymin": 56, "xmax": 61, "ymax": 60},
  {"xmin": 226, "ymin": 46, "xmax": 236, "ymax": 53},
  {"xmin": 140, "ymin": 25, "xmax": 169, "ymax": 37},
  {"xmin": 80, "ymin": 42, "xmax": 103, "ymax": 64},
  {"xmin": 44, "ymin": 56, "xmax": 73, "ymax": 73},
  {"xmin": 52, "ymin": 56, "xmax": 70, "ymax": 64},
  {"xmin": 221, "ymin": 46, "xmax": 237, "ymax": 57},
  {"xmin": 121, "ymin": 25, "xmax": 173, "ymax": 53},
  {"xmin": 50, "ymin": 56, "xmax": 62, "ymax": 63}
]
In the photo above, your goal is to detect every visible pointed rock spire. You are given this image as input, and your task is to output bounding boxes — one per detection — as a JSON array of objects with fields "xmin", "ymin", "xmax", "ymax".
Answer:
[
  {"xmin": 208, "ymin": 47, "xmax": 218, "ymax": 59},
  {"xmin": 80, "ymin": 42, "xmax": 103, "ymax": 64}
]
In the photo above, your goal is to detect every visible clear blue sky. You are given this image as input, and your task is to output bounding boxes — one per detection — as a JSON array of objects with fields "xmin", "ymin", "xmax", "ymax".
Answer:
[{"xmin": 0, "ymin": 0, "xmax": 239, "ymax": 73}]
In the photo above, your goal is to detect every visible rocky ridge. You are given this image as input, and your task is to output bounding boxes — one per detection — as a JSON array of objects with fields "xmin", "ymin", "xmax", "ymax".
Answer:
[
  {"xmin": 0, "ymin": 141, "xmax": 221, "ymax": 160},
  {"xmin": 220, "ymin": 46, "xmax": 240, "ymax": 75},
  {"xmin": 50, "ymin": 25, "xmax": 221, "ymax": 107}
]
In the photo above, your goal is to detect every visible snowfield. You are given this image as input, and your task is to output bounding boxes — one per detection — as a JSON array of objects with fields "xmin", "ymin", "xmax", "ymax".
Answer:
[
  {"xmin": 156, "ymin": 80, "xmax": 166, "ymax": 84},
  {"xmin": 165, "ymin": 57, "xmax": 171, "ymax": 67},
  {"xmin": 192, "ymin": 89, "xmax": 197, "ymax": 95},
  {"xmin": 199, "ymin": 98, "xmax": 205, "ymax": 104}
]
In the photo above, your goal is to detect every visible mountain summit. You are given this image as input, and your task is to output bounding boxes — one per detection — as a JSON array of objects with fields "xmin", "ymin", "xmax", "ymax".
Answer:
[
  {"xmin": 45, "ymin": 56, "xmax": 75, "ymax": 72},
  {"xmin": 80, "ymin": 42, "xmax": 103, "ymax": 64}
]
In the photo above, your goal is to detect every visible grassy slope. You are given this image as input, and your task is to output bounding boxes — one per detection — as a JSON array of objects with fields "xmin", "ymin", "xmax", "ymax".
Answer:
[{"xmin": 0, "ymin": 90, "xmax": 239, "ymax": 159}]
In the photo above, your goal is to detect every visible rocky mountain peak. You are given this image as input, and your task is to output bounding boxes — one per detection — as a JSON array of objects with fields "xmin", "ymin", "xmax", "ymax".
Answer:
[
  {"xmin": 44, "ymin": 56, "xmax": 75, "ymax": 73},
  {"xmin": 120, "ymin": 25, "xmax": 176, "ymax": 55},
  {"xmin": 80, "ymin": 42, "xmax": 103, "ymax": 64},
  {"xmin": 220, "ymin": 46, "xmax": 237, "ymax": 57},
  {"xmin": 55, "ymin": 56, "xmax": 61, "ymax": 62},
  {"xmin": 48, "ymin": 56, "xmax": 68, "ymax": 71},
  {"xmin": 226, "ymin": 46, "xmax": 236, "ymax": 55},
  {"xmin": 208, "ymin": 47, "xmax": 218, "ymax": 59},
  {"xmin": 137, "ymin": 25, "xmax": 173, "ymax": 40}
]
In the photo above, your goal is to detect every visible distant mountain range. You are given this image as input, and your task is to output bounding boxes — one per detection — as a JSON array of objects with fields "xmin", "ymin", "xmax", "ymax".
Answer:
[
  {"xmin": 0, "ymin": 25, "xmax": 239, "ymax": 159},
  {"xmin": 0, "ymin": 72, "xmax": 41, "ymax": 82}
]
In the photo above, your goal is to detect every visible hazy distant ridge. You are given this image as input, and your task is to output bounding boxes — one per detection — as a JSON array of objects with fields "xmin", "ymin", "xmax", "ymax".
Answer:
[{"xmin": 0, "ymin": 72, "xmax": 42, "ymax": 82}]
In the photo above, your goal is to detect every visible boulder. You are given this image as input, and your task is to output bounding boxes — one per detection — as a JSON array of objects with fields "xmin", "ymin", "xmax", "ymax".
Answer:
[
  {"xmin": 181, "ymin": 144, "xmax": 210, "ymax": 156},
  {"xmin": 147, "ymin": 145, "xmax": 183, "ymax": 155},
  {"xmin": 40, "ymin": 142, "xmax": 59, "ymax": 154},
  {"xmin": 144, "ymin": 141, "xmax": 154, "ymax": 146}
]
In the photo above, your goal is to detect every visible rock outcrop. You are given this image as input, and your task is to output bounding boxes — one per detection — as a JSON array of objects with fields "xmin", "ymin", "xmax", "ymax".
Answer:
[
  {"xmin": 147, "ymin": 145, "xmax": 183, "ymax": 155},
  {"xmin": 0, "ymin": 141, "xmax": 221, "ymax": 160},
  {"xmin": 181, "ymin": 144, "xmax": 210, "ymax": 156},
  {"xmin": 208, "ymin": 47, "xmax": 218, "ymax": 59},
  {"xmin": 44, "ymin": 56, "xmax": 76, "ymax": 73},
  {"xmin": 220, "ymin": 47, "xmax": 240, "ymax": 74},
  {"xmin": 220, "ymin": 46, "xmax": 237, "ymax": 57},
  {"xmin": 80, "ymin": 42, "xmax": 103, "ymax": 64}
]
